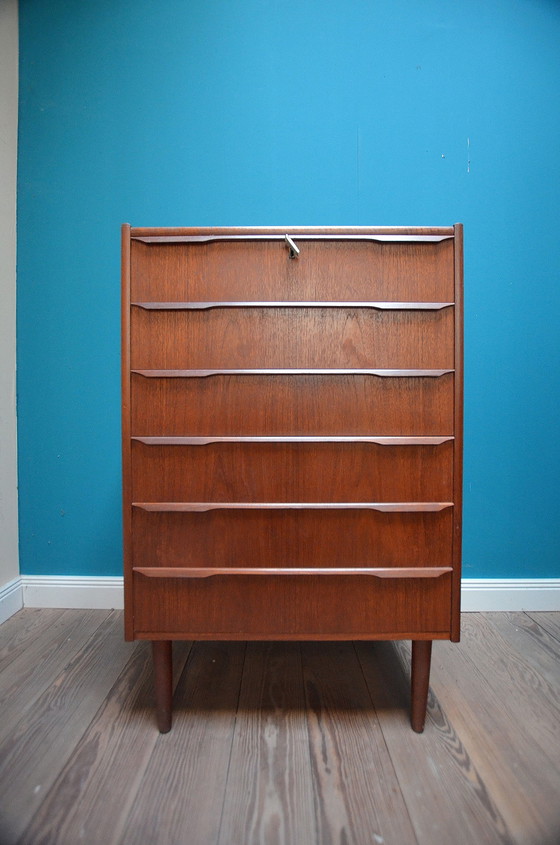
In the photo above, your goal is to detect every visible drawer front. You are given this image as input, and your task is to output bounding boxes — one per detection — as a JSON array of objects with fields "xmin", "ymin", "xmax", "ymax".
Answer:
[
  {"xmin": 131, "ymin": 508, "xmax": 453, "ymax": 570},
  {"xmin": 130, "ymin": 372, "xmax": 455, "ymax": 436},
  {"xmin": 131, "ymin": 440, "xmax": 454, "ymax": 502},
  {"xmin": 124, "ymin": 226, "xmax": 462, "ymax": 642},
  {"xmin": 130, "ymin": 238, "xmax": 455, "ymax": 302},
  {"xmin": 132, "ymin": 571, "xmax": 453, "ymax": 637},
  {"xmin": 130, "ymin": 306, "xmax": 454, "ymax": 370}
]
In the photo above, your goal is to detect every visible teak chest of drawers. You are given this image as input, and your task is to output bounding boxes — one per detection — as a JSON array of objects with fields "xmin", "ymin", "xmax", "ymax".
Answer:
[{"xmin": 121, "ymin": 224, "xmax": 463, "ymax": 733}]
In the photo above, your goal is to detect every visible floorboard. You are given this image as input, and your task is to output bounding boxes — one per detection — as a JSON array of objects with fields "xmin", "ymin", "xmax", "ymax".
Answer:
[
  {"xmin": 1, "ymin": 610, "xmax": 559, "ymax": 845},
  {"xmin": 0, "ymin": 611, "xmax": 132, "ymax": 843},
  {"xmin": 0, "ymin": 608, "xmax": 65, "ymax": 671},
  {"xmin": 20, "ymin": 640, "xmax": 193, "ymax": 845},
  {"xmin": 0, "ymin": 609, "xmax": 113, "ymax": 746},
  {"xmin": 356, "ymin": 640, "xmax": 513, "ymax": 845},
  {"xmin": 460, "ymin": 614, "xmax": 560, "ymax": 759},
  {"xmin": 218, "ymin": 642, "xmax": 316, "ymax": 845},
  {"xmin": 119, "ymin": 640, "xmax": 246, "ymax": 845},
  {"xmin": 485, "ymin": 612, "xmax": 560, "ymax": 691},
  {"xmin": 301, "ymin": 641, "xmax": 417, "ymax": 845},
  {"xmin": 396, "ymin": 630, "xmax": 560, "ymax": 845},
  {"xmin": 526, "ymin": 611, "xmax": 560, "ymax": 644}
]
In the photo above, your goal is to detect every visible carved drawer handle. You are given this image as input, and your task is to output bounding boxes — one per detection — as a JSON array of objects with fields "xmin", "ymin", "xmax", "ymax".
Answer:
[{"xmin": 134, "ymin": 566, "xmax": 453, "ymax": 579}]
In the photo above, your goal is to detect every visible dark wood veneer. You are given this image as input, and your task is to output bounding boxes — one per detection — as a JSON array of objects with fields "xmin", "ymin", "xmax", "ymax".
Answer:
[
  {"xmin": 130, "ymin": 371, "xmax": 455, "ymax": 436},
  {"xmin": 122, "ymin": 224, "xmax": 463, "ymax": 733}
]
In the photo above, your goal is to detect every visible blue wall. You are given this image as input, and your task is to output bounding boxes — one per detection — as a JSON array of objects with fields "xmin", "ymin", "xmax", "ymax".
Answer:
[{"xmin": 17, "ymin": 0, "xmax": 560, "ymax": 578}]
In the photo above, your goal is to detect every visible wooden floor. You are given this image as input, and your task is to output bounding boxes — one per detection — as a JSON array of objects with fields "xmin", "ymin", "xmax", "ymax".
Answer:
[{"xmin": 1, "ymin": 610, "xmax": 559, "ymax": 845}]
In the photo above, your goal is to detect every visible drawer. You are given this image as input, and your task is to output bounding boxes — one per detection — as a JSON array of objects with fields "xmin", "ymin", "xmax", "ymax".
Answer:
[
  {"xmin": 131, "ymin": 570, "xmax": 453, "ymax": 637},
  {"xmin": 130, "ymin": 371, "xmax": 455, "ymax": 436},
  {"xmin": 130, "ymin": 237, "xmax": 455, "ymax": 302},
  {"xmin": 131, "ymin": 507, "xmax": 454, "ymax": 570},
  {"xmin": 130, "ymin": 306, "xmax": 454, "ymax": 370},
  {"xmin": 130, "ymin": 439, "xmax": 454, "ymax": 502}
]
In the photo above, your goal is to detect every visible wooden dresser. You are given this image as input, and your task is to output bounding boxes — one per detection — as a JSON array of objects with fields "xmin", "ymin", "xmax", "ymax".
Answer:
[{"xmin": 121, "ymin": 225, "xmax": 463, "ymax": 733}]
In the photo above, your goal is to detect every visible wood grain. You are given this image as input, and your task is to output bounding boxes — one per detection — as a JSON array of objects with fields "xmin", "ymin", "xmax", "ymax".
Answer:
[
  {"xmin": 526, "ymin": 610, "xmax": 560, "ymax": 643},
  {"xmin": 131, "ymin": 572, "xmax": 453, "ymax": 638},
  {"xmin": 0, "ymin": 607, "xmax": 64, "ymax": 671},
  {"xmin": 130, "ymin": 235, "xmax": 455, "ymax": 302},
  {"xmin": 356, "ymin": 640, "xmax": 514, "ymax": 844},
  {"xmin": 0, "ymin": 609, "xmax": 113, "ymax": 745},
  {"xmin": 130, "ymin": 307, "xmax": 454, "ymax": 369},
  {"xmin": 301, "ymin": 641, "xmax": 418, "ymax": 845},
  {"xmin": 123, "ymin": 225, "xmax": 462, "ymax": 725},
  {"xmin": 456, "ymin": 614, "xmax": 560, "ymax": 766},
  {"xmin": 0, "ymin": 612, "xmax": 133, "ymax": 842},
  {"xmin": 131, "ymin": 371, "xmax": 455, "ymax": 436},
  {"xmin": 485, "ymin": 612, "xmax": 560, "ymax": 691},
  {"xmin": 130, "ymin": 439, "xmax": 454, "ymax": 503},
  {"xmin": 118, "ymin": 641, "xmax": 246, "ymax": 845},
  {"xmin": 218, "ymin": 642, "xmax": 316, "ymax": 845},
  {"xmin": 2, "ymin": 610, "xmax": 560, "ymax": 845},
  {"xmin": 392, "ymin": 634, "xmax": 560, "ymax": 844},
  {"xmin": 131, "ymin": 508, "xmax": 454, "ymax": 571},
  {"xmin": 19, "ymin": 640, "xmax": 192, "ymax": 845}
]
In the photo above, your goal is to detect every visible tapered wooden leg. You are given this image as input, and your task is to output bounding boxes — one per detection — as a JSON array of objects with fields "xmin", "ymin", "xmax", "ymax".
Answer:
[
  {"xmin": 410, "ymin": 640, "xmax": 432, "ymax": 733},
  {"xmin": 152, "ymin": 640, "xmax": 173, "ymax": 733}
]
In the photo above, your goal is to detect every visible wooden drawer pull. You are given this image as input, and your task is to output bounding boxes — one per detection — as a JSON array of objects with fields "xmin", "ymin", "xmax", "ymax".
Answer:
[
  {"xmin": 132, "ymin": 368, "xmax": 454, "ymax": 379},
  {"xmin": 134, "ymin": 566, "xmax": 453, "ymax": 579},
  {"xmin": 132, "ymin": 233, "xmax": 454, "ymax": 244},
  {"xmin": 131, "ymin": 300, "xmax": 454, "ymax": 311},
  {"xmin": 131, "ymin": 435, "xmax": 454, "ymax": 446},
  {"xmin": 132, "ymin": 502, "xmax": 454, "ymax": 513}
]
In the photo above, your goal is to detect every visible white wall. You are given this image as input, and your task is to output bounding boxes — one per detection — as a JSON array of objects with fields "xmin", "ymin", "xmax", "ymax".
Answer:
[{"xmin": 0, "ymin": 0, "xmax": 20, "ymax": 600}]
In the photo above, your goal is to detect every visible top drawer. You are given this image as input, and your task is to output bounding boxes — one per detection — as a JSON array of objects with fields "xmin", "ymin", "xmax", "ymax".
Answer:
[{"xmin": 129, "ymin": 236, "xmax": 455, "ymax": 302}]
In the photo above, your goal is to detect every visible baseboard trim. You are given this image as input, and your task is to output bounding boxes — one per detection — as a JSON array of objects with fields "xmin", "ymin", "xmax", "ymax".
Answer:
[
  {"xmin": 460, "ymin": 578, "xmax": 560, "ymax": 611},
  {"xmin": 1, "ymin": 576, "xmax": 558, "ymax": 621},
  {"xmin": 21, "ymin": 575, "xmax": 124, "ymax": 610},
  {"xmin": 0, "ymin": 576, "xmax": 24, "ymax": 624}
]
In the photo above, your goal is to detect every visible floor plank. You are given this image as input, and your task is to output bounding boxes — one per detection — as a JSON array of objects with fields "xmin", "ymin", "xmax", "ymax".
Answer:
[
  {"xmin": 1, "ymin": 610, "xmax": 560, "ymax": 845},
  {"xmin": 526, "ymin": 611, "xmax": 560, "ymax": 644},
  {"xmin": 0, "ymin": 608, "xmax": 65, "ymax": 671},
  {"xmin": 466, "ymin": 612, "xmax": 560, "ymax": 754},
  {"xmin": 301, "ymin": 640, "xmax": 417, "ymax": 845},
  {"xmin": 356, "ymin": 640, "xmax": 513, "ymax": 845},
  {"xmin": 395, "ymin": 626, "xmax": 560, "ymax": 844},
  {"xmin": 0, "ymin": 609, "xmax": 113, "ymax": 746},
  {"xmin": 119, "ymin": 641, "xmax": 246, "ymax": 845},
  {"xmin": 218, "ymin": 641, "xmax": 317, "ymax": 845},
  {"xmin": 20, "ymin": 640, "xmax": 193, "ymax": 845},
  {"xmin": 0, "ymin": 611, "xmax": 133, "ymax": 843},
  {"xmin": 484, "ymin": 612, "xmax": 560, "ymax": 692}
]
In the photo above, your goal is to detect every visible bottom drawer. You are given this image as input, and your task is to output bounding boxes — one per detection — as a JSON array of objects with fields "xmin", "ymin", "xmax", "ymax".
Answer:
[{"xmin": 131, "ymin": 572, "xmax": 452, "ymax": 639}]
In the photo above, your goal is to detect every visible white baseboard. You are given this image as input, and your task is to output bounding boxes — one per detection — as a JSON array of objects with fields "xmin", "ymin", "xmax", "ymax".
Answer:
[
  {"xmin": 20, "ymin": 575, "xmax": 124, "ymax": 610},
  {"xmin": 0, "ymin": 576, "xmax": 23, "ymax": 624},
  {"xmin": 460, "ymin": 578, "xmax": 560, "ymax": 612},
  {"xmin": 1, "ymin": 576, "xmax": 559, "ymax": 623}
]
